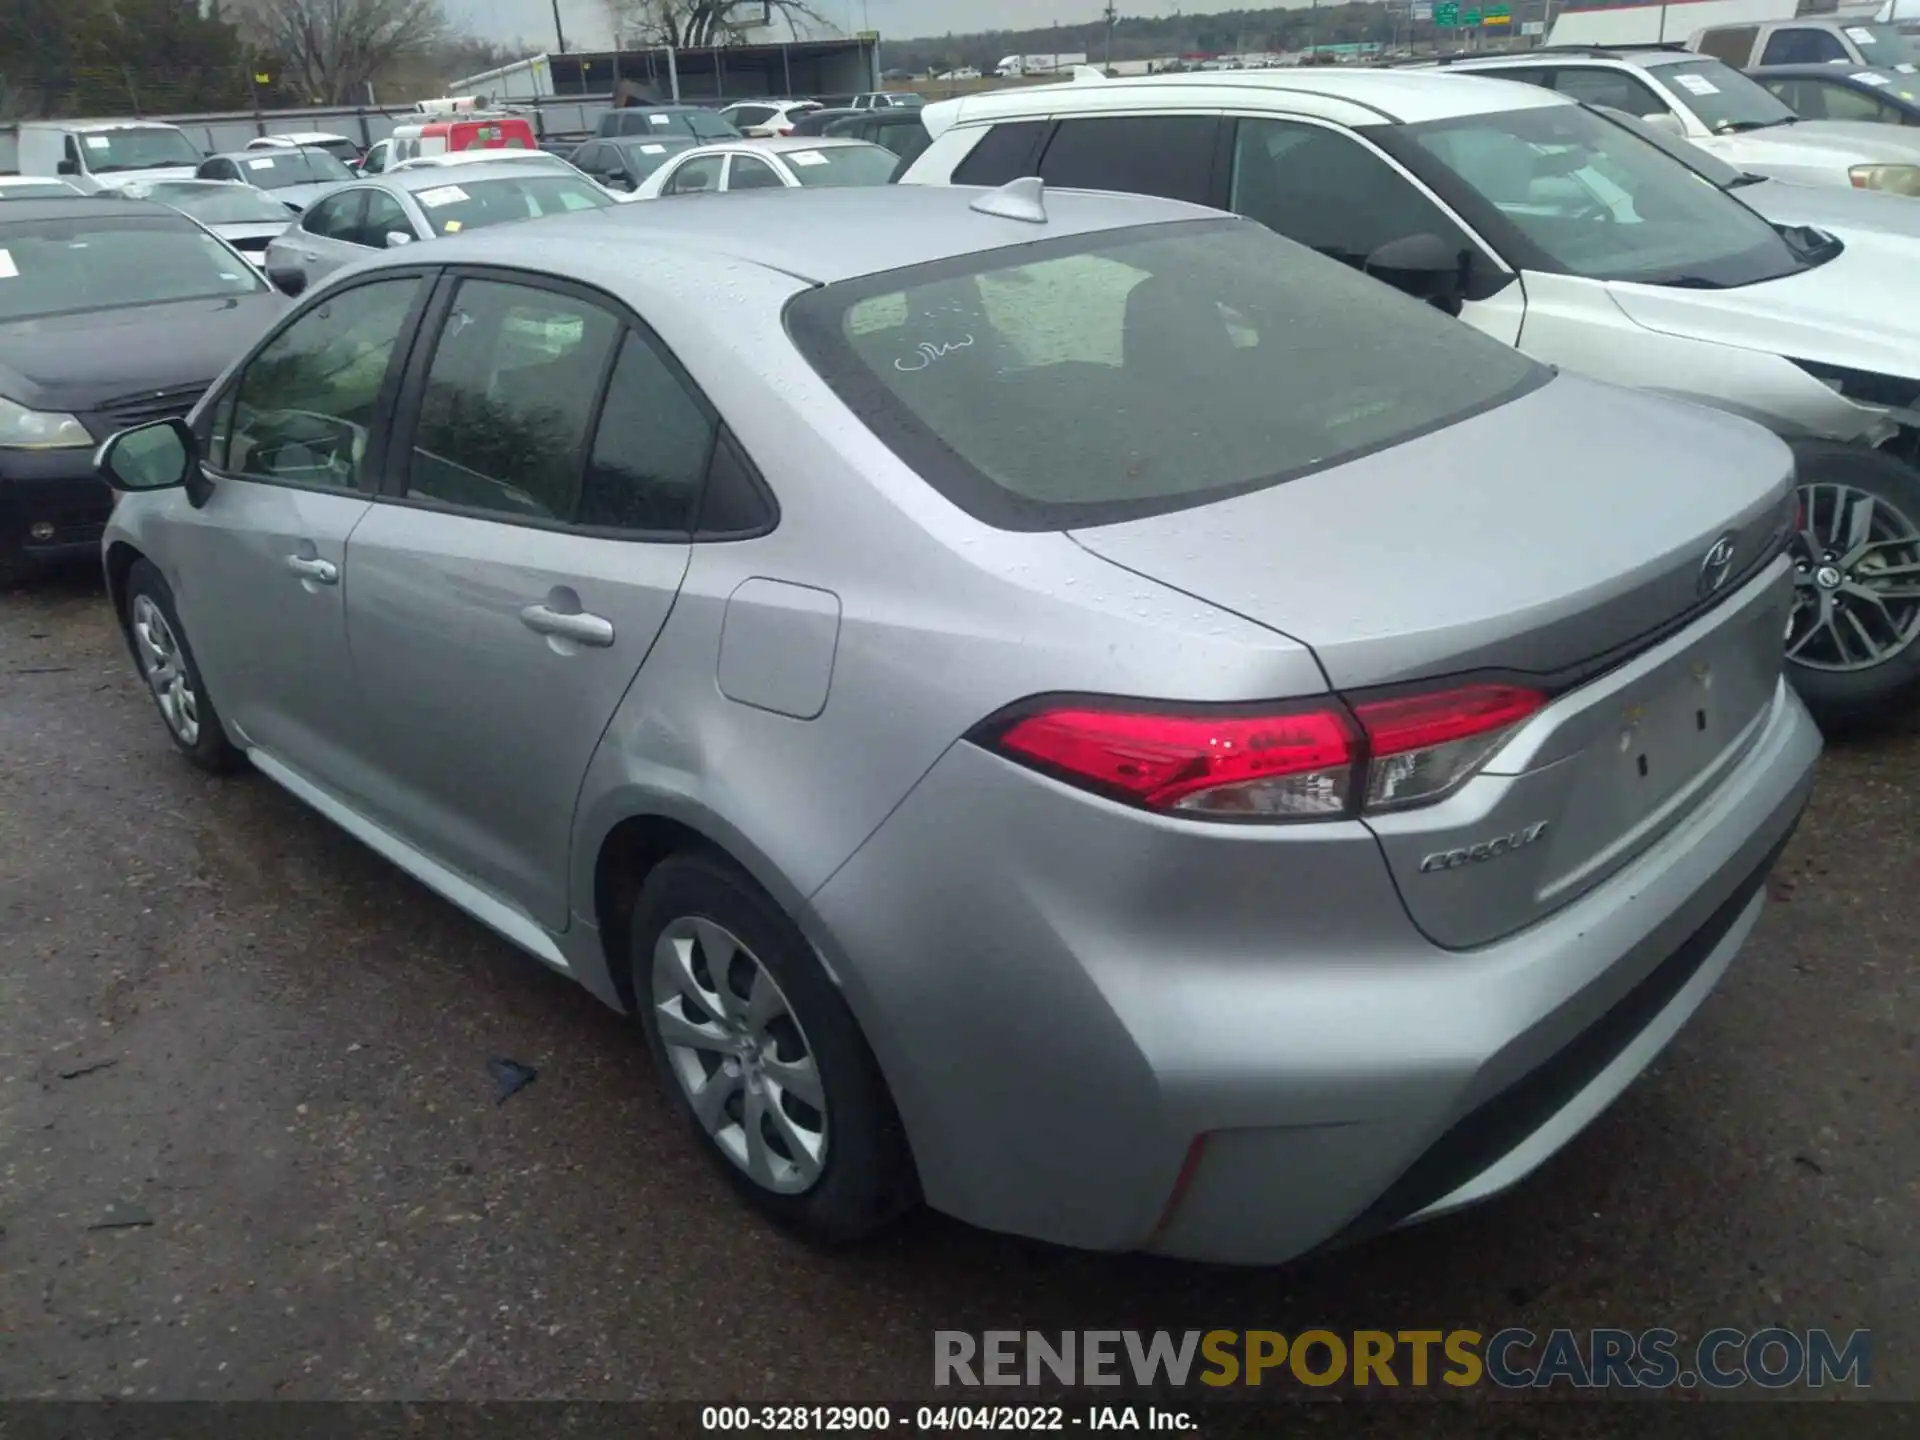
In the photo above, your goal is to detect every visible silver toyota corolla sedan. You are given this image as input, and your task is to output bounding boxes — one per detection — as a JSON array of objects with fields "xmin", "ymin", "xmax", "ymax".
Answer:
[{"xmin": 93, "ymin": 182, "xmax": 1819, "ymax": 1265}]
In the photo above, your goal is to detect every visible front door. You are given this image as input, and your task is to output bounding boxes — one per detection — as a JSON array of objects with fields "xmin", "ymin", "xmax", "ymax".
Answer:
[
  {"xmin": 165, "ymin": 272, "xmax": 433, "ymax": 801},
  {"xmin": 346, "ymin": 273, "xmax": 708, "ymax": 931}
]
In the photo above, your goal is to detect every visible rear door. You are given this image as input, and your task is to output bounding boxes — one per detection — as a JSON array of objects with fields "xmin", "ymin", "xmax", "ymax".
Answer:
[{"xmin": 344, "ymin": 270, "xmax": 709, "ymax": 930}]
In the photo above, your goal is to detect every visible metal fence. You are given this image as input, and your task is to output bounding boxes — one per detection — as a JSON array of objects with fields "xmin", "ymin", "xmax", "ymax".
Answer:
[{"xmin": 1, "ymin": 95, "xmax": 622, "ymax": 172}]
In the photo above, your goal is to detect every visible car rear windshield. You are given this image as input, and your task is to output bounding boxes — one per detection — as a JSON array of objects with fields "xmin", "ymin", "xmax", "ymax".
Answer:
[
  {"xmin": 240, "ymin": 149, "xmax": 356, "ymax": 187},
  {"xmin": 145, "ymin": 183, "xmax": 292, "ymax": 223},
  {"xmin": 0, "ymin": 214, "xmax": 266, "ymax": 321},
  {"xmin": 785, "ymin": 144, "xmax": 903, "ymax": 187},
  {"xmin": 410, "ymin": 175, "xmax": 613, "ymax": 235},
  {"xmin": 785, "ymin": 218, "xmax": 1545, "ymax": 530}
]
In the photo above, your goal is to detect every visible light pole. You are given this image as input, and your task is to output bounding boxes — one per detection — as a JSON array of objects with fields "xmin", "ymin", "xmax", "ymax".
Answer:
[{"xmin": 550, "ymin": 0, "xmax": 568, "ymax": 54}]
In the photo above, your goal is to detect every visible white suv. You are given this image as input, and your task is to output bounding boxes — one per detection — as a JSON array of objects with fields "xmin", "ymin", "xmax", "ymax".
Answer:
[
  {"xmin": 1427, "ymin": 48, "xmax": 1920, "ymax": 196},
  {"xmin": 902, "ymin": 69, "xmax": 1920, "ymax": 726}
]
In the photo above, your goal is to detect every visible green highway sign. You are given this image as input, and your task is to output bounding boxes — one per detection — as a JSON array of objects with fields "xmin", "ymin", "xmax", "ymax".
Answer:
[
  {"xmin": 1464, "ymin": 7, "xmax": 1482, "ymax": 22},
  {"xmin": 1434, "ymin": 1, "xmax": 1458, "ymax": 24},
  {"xmin": 1488, "ymin": 2, "xmax": 1510, "ymax": 13}
]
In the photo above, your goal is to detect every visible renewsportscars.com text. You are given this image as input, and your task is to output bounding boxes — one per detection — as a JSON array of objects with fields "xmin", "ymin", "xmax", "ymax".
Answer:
[{"xmin": 934, "ymin": 1328, "xmax": 1871, "ymax": 1391}]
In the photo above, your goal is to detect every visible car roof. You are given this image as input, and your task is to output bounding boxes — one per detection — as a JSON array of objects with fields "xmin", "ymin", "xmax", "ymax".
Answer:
[
  {"xmin": 1749, "ymin": 62, "xmax": 1908, "ymax": 77},
  {"xmin": 923, "ymin": 68, "xmax": 1572, "ymax": 131},
  {"xmin": 671, "ymin": 136, "xmax": 880, "ymax": 159},
  {"xmin": 378, "ymin": 159, "xmax": 583, "ymax": 190},
  {"xmin": 1445, "ymin": 48, "xmax": 1699, "ymax": 70},
  {"xmin": 605, "ymin": 133, "xmax": 698, "ymax": 147},
  {"xmin": 257, "ymin": 132, "xmax": 352, "ymax": 143},
  {"xmin": 21, "ymin": 119, "xmax": 182, "ymax": 133},
  {"xmin": 403, "ymin": 182, "xmax": 1227, "ymax": 287},
  {"xmin": 0, "ymin": 197, "xmax": 179, "ymax": 222}
]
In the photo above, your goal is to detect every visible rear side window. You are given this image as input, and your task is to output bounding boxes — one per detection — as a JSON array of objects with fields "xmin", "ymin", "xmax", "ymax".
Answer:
[
  {"xmin": 1037, "ymin": 116, "xmax": 1221, "ymax": 207},
  {"xmin": 578, "ymin": 332, "xmax": 717, "ymax": 534},
  {"xmin": 1547, "ymin": 68, "xmax": 1668, "ymax": 116},
  {"xmin": 786, "ymin": 219, "xmax": 1544, "ymax": 531},
  {"xmin": 1693, "ymin": 26, "xmax": 1758, "ymax": 66},
  {"xmin": 1761, "ymin": 28, "xmax": 1848, "ymax": 65},
  {"xmin": 951, "ymin": 121, "xmax": 1048, "ymax": 184}
]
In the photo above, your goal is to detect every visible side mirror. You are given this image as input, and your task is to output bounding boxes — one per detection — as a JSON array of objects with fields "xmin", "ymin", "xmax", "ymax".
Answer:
[
  {"xmin": 271, "ymin": 268, "xmax": 308, "ymax": 297},
  {"xmin": 96, "ymin": 418, "xmax": 199, "ymax": 498},
  {"xmin": 1364, "ymin": 232, "xmax": 1466, "ymax": 317},
  {"xmin": 56, "ymin": 158, "xmax": 78, "ymax": 175},
  {"xmin": 1639, "ymin": 111, "xmax": 1685, "ymax": 136},
  {"xmin": 384, "ymin": 230, "xmax": 414, "ymax": 247}
]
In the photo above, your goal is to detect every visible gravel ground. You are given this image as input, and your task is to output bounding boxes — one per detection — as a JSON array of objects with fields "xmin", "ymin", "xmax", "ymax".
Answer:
[{"xmin": 1, "ymin": 569, "xmax": 1914, "ymax": 1422}]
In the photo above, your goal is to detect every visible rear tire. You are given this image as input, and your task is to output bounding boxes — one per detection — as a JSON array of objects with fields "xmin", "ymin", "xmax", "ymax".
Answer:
[
  {"xmin": 630, "ymin": 852, "xmax": 916, "ymax": 1245},
  {"xmin": 122, "ymin": 559, "xmax": 242, "ymax": 774},
  {"xmin": 1785, "ymin": 440, "xmax": 1920, "ymax": 734}
]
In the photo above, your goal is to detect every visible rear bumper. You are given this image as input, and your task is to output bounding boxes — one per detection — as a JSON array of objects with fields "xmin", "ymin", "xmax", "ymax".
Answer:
[
  {"xmin": 0, "ymin": 446, "xmax": 113, "ymax": 568},
  {"xmin": 805, "ymin": 676, "xmax": 1819, "ymax": 1265}
]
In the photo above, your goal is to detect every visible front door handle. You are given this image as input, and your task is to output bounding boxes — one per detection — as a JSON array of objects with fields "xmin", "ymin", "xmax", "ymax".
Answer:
[
  {"xmin": 286, "ymin": 554, "xmax": 338, "ymax": 584},
  {"xmin": 520, "ymin": 603, "xmax": 614, "ymax": 648}
]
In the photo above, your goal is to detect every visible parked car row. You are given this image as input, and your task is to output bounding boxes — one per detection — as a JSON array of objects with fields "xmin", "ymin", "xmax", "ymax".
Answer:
[{"xmin": 3, "ymin": 56, "xmax": 1913, "ymax": 1271}]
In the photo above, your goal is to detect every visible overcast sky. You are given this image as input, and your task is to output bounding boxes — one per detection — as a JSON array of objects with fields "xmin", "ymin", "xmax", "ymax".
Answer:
[{"xmin": 450, "ymin": 1, "xmax": 1225, "ymax": 50}]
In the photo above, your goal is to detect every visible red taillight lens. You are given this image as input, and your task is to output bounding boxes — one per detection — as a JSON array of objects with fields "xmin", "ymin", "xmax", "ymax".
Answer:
[
  {"xmin": 980, "ymin": 682, "xmax": 1544, "ymax": 822},
  {"xmin": 994, "ymin": 706, "xmax": 1357, "ymax": 818}
]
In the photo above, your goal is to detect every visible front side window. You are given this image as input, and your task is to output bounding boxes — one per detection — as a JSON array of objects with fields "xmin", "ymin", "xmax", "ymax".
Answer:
[
  {"xmin": 302, "ymin": 190, "xmax": 368, "ymax": 242},
  {"xmin": 1385, "ymin": 102, "xmax": 1806, "ymax": 288},
  {"xmin": 577, "ymin": 332, "xmax": 717, "ymax": 534},
  {"xmin": 785, "ymin": 219, "xmax": 1543, "ymax": 530},
  {"xmin": 1651, "ymin": 59, "xmax": 1800, "ymax": 133},
  {"xmin": 1548, "ymin": 68, "xmax": 1669, "ymax": 117},
  {"xmin": 729, "ymin": 155, "xmax": 786, "ymax": 190},
  {"xmin": 405, "ymin": 280, "xmax": 621, "ymax": 521},
  {"xmin": 1036, "ymin": 116, "xmax": 1221, "ymax": 207},
  {"xmin": 0, "ymin": 214, "xmax": 265, "ymax": 323},
  {"xmin": 409, "ymin": 176, "xmax": 611, "ymax": 236},
  {"xmin": 1229, "ymin": 118, "xmax": 1473, "ymax": 271},
  {"xmin": 664, "ymin": 155, "xmax": 726, "ymax": 194},
  {"xmin": 223, "ymin": 276, "xmax": 423, "ymax": 488},
  {"xmin": 782, "ymin": 144, "xmax": 900, "ymax": 188}
]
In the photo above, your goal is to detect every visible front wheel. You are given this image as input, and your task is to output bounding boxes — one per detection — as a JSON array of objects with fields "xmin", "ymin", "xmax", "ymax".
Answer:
[
  {"xmin": 1784, "ymin": 440, "xmax": 1920, "ymax": 733},
  {"xmin": 630, "ymin": 852, "xmax": 916, "ymax": 1244}
]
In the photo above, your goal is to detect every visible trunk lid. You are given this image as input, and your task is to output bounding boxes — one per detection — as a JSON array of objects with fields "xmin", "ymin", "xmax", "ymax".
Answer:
[{"xmin": 1070, "ymin": 371, "xmax": 1796, "ymax": 945}]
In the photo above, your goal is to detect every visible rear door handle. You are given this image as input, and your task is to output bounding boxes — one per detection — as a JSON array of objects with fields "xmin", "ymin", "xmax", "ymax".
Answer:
[
  {"xmin": 286, "ymin": 554, "xmax": 338, "ymax": 584},
  {"xmin": 520, "ymin": 603, "xmax": 614, "ymax": 648}
]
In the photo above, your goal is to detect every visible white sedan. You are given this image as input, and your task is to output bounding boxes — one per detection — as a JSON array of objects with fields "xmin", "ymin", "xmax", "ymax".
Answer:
[
  {"xmin": 392, "ymin": 146, "xmax": 640, "ymax": 202},
  {"xmin": 633, "ymin": 136, "xmax": 902, "ymax": 198}
]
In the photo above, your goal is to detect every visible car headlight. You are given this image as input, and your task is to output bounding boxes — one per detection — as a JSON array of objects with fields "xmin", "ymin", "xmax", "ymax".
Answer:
[
  {"xmin": 0, "ymin": 395, "xmax": 92, "ymax": 449},
  {"xmin": 1848, "ymin": 163, "xmax": 1920, "ymax": 196}
]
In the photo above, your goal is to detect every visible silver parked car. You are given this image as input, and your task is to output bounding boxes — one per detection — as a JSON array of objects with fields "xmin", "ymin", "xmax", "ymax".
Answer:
[
  {"xmin": 261, "ymin": 159, "xmax": 615, "ymax": 295},
  {"xmin": 95, "ymin": 182, "xmax": 1817, "ymax": 1264},
  {"xmin": 106, "ymin": 179, "xmax": 294, "ymax": 268}
]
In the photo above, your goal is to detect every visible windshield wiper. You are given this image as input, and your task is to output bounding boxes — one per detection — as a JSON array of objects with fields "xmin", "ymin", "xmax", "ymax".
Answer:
[
  {"xmin": 1726, "ymin": 172, "xmax": 1769, "ymax": 189},
  {"xmin": 1717, "ymin": 117, "xmax": 1798, "ymax": 134},
  {"xmin": 1658, "ymin": 275, "xmax": 1731, "ymax": 289}
]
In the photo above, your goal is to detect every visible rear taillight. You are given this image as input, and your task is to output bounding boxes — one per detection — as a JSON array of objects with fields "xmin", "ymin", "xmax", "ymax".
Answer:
[{"xmin": 978, "ymin": 682, "xmax": 1543, "ymax": 822}]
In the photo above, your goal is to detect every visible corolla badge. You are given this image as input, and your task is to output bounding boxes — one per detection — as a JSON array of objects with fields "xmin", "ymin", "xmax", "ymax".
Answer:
[
  {"xmin": 1698, "ymin": 533, "xmax": 1738, "ymax": 598},
  {"xmin": 1419, "ymin": 821, "xmax": 1549, "ymax": 874}
]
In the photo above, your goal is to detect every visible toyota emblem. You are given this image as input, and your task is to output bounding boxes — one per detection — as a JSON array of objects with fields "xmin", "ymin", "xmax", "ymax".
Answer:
[{"xmin": 1698, "ymin": 534, "xmax": 1738, "ymax": 598}]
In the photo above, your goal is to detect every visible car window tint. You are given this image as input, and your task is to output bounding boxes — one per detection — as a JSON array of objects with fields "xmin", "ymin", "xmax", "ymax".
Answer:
[
  {"xmin": 697, "ymin": 427, "xmax": 775, "ymax": 536},
  {"xmin": 224, "ymin": 276, "xmax": 422, "ymax": 488},
  {"xmin": 950, "ymin": 121, "xmax": 1049, "ymax": 184},
  {"xmin": 359, "ymin": 191, "xmax": 411, "ymax": 246},
  {"xmin": 576, "ymin": 331, "xmax": 717, "ymax": 534},
  {"xmin": 1694, "ymin": 26, "xmax": 1758, "ymax": 66},
  {"xmin": 788, "ymin": 219, "xmax": 1541, "ymax": 531},
  {"xmin": 406, "ymin": 280, "xmax": 620, "ymax": 521},
  {"xmin": 1037, "ymin": 116, "xmax": 1220, "ymax": 206},
  {"xmin": 665, "ymin": 155, "xmax": 725, "ymax": 193},
  {"xmin": 1761, "ymin": 28, "xmax": 1848, "ymax": 65},
  {"xmin": 1547, "ymin": 68, "xmax": 1669, "ymax": 116},
  {"xmin": 731, "ymin": 106, "xmax": 775, "ymax": 127},
  {"xmin": 1230, "ymin": 119, "xmax": 1470, "ymax": 271},
  {"xmin": 302, "ymin": 190, "xmax": 363, "ymax": 240},
  {"xmin": 730, "ymin": 155, "xmax": 785, "ymax": 190},
  {"xmin": 1814, "ymin": 80, "xmax": 1897, "ymax": 121}
]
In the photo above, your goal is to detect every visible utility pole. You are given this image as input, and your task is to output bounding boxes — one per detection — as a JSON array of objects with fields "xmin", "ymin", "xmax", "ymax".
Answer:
[
  {"xmin": 1104, "ymin": 2, "xmax": 1118, "ymax": 69},
  {"xmin": 550, "ymin": 0, "xmax": 568, "ymax": 54}
]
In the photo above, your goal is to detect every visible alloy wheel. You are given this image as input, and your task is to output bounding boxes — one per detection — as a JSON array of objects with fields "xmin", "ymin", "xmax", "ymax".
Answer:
[
  {"xmin": 130, "ymin": 594, "xmax": 201, "ymax": 746},
  {"xmin": 1788, "ymin": 482, "xmax": 1920, "ymax": 673},
  {"xmin": 651, "ymin": 916, "xmax": 828, "ymax": 1194}
]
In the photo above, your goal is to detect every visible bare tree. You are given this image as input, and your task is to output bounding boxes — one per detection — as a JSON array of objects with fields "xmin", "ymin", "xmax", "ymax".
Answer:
[
  {"xmin": 605, "ymin": 1, "xmax": 830, "ymax": 49},
  {"xmin": 240, "ymin": 0, "xmax": 445, "ymax": 104}
]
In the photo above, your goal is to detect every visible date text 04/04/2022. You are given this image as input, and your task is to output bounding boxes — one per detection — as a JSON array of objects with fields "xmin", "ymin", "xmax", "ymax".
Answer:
[{"xmin": 700, "ymin": 1405, "xmax": 1197, "ymax": 1431}]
